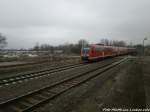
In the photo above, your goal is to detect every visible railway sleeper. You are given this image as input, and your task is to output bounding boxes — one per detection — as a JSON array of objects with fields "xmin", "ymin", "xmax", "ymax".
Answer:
[
  {"xmin": 40, "ymin": 91, "xmax": 56, "ymax": 97},
  {"xmin": 9, "ymin": 102, "xmax": 29, "ymax": 112},
  {"xmin": 33, "ymin": 94, "xmax": 47, "ymax": 101},
  {"xmin": 49, "ymin": 86, "xmax": 69, "ymax": 93}
]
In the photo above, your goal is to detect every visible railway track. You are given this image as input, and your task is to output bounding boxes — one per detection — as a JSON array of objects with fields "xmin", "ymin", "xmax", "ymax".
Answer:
[
  {"xmin": 0, "ymin": 57, "xmax": 128, "ymax": 112},
  {"xmin": 0, "ymin": 58, "xmax": 80, "ymax": 69},
  {"xmin": 0, "ymin": 57, "xmax": 119, "ymax": 87},
  {"xmin": 0, "ymin": 62, "xmax": 86, "ymax": 87},
  {"xmin": 0, "ymin": 61, "xmax": 48, "ymax": 69},
  {"xmin": 0, "ymin": 59, "xmax": 80, "ymax": 76}
]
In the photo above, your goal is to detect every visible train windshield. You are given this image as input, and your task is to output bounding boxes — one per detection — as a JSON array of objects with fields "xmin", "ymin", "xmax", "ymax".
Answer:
[{"xmin": 82, "ymin": 48, "xmax": 89, "ymax": 54}]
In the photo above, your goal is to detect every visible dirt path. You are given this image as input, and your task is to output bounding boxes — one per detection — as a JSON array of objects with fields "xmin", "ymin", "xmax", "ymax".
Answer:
[
  {"xmin": 142, "ymin": 56, "xmax": 150, "ymax": 108},
  {"xmin": 100, "ymin": 59, "xmax": 146, "ymax": 110}
]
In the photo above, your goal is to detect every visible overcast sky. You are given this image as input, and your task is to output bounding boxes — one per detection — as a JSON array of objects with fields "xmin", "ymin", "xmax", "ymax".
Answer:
[{"xmin": 0, "ymin": 0, "xmax": 150, "ymax": 49}]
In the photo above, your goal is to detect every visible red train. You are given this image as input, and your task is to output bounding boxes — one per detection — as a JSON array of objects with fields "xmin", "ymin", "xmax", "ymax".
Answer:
[{"xmin": 80, "ymin": 44, "xmax": 136, "ymax": 61}]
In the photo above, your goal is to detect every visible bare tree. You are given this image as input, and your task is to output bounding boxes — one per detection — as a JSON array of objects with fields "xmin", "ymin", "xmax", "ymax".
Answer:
[
  {"xmin": 78, "ymin": 39, "xmax": 89, "ymax": 49},
  {"xmin": 100, "ymin": 38, "xmax": 126, "ymax": 47},
  {"xmin": 33, "ymin": 42, "xmax": 40, "ymax": 51},
  {"xmin": 0, "ymin": 33, "xmax": 7, "ymax": 49},
  {"xmin": 112, "ymin": 40, "xmax": 126, "ymax": 47},
  {"xmin": 100, "ymin": 38, "xmax": 112, "ymax": 46}
]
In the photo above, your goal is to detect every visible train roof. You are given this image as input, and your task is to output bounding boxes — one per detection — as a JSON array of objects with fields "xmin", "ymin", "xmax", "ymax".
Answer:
[{"xmin": 89, "ymin": 44, "xmax": 135, "ymax": 49}]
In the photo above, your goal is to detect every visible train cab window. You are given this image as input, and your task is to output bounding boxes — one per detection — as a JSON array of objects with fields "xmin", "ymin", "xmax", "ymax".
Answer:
[{"xmin": 82, "ymin": 48, "xmax": 89, "ymax": 54}]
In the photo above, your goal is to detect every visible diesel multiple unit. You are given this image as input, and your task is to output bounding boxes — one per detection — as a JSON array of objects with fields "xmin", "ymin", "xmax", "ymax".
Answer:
[{"xmin": 80, "ymin": 44, "xmax": 136, "ymax": 61}]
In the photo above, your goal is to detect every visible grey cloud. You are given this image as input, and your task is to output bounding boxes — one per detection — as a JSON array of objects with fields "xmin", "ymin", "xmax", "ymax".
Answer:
[{"xmin": 0, "ymin": 0, "xmax": 150, "ymax": 48}]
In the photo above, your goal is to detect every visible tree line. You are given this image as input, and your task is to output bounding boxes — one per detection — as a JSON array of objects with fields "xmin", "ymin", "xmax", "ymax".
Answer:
[
  {"xmin": 32, "ymin": 39, "xmax": 89, "ymax": 54},
  {"xmin": 31, "ymin": 39, "xmax": 129, "ymax": 54},
  {"xmin": 0, "ymin": 33, "xmax": 7, "ymax": 49},
  {"xmin": 1, "ymin": 33, "xmax": 149, "ymax": 55}
]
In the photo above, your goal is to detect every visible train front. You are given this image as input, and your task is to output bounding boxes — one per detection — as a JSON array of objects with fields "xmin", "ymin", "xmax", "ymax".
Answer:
[{"xmin": 80, "ymin": 47, "xmax": 90, "ymax": 61}]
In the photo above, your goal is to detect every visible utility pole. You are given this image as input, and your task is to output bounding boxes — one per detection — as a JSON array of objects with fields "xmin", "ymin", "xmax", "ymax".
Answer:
[
  {"xmin": 82, "ymin": 40, "xmax": 84, "ymax": 49},
  {"xmin": 143, "ymin": 37, "xmax": 147, "ymax": 56}
]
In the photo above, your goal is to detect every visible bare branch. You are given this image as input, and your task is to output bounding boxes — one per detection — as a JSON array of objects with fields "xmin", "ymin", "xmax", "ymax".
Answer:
[{"xmin": 0, "ymin": 33, "xmax": 7, "ymax": 49}]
